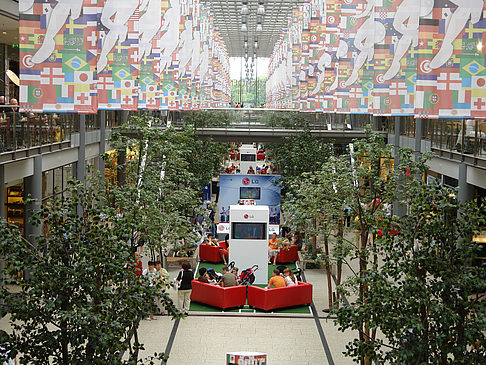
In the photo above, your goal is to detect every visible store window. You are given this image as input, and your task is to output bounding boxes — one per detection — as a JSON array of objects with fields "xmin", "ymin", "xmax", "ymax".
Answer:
[{"xmin": 42, "ymin": 163, "xmax": 74, "ymax": 204}]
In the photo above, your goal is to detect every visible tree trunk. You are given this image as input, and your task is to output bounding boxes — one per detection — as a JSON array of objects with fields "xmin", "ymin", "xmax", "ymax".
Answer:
[
  {"xmin": 336, "ymin": 220, "xmax": 344, "ymax": 309},
  {"xmin": 323, "ymin": 235, "xmax": 333, "ymax": 309},
  {"xmin": 359, "ymin": 226, "xmax": 372, "ymax": 365},
  {"xmin": 312, "ymin": 218, "xmax": 317, "ymax": 254}
]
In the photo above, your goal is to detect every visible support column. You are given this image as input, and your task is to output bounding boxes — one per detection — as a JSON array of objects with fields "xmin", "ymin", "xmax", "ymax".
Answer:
[
  {"xmin": 99, "ymin": 110, "xmax": 106, "ymax": 180},
  {"xmin": 414, "ymin": 118, "xmax": 423, "ymax": 161},
  {"xmin": 121, "ymin": 110, "xmax": 129, "ymax": 124},
  {"xmin": 372, "ymin": 116, "xmax": 379, "ymax": 131},
  {"xmin": 393, "ymin": 117, "xmax": 406, "ymax": 217},
  {"xmin": 0, "ymin": 164, "xmax": 4, "ymax": 299},
  {"xmin": 76, "ymin": 115, "xmax": 86, "ymax": 184},
  {"xmin": 0, "ymin": 164, "xmax": 4, "ymax": 220},
  {"xmin": 458, "ymin": 163, "xmax": 474, "ymax": 204},
  {"xmin": 24, "ymin": 156, "xmax": 42, "ymax": 246}
]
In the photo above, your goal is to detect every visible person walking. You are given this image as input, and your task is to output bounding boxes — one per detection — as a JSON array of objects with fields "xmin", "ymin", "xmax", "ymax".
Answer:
[{"xmin": 176, "ymin": 262, "xmax": 193, "ymax": 314}]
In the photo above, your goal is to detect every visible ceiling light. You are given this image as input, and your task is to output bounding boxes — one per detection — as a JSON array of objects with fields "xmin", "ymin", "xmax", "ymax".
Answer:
[
  {"xmin": 241, "ymin": 5, "xmax": 249, "ymax": 15},
  {"xmin": 254, "ymin": 41, "xmax": 258, "ymax": 49},
  {"xmin": 256, "ymin": 24, "xmax": 263, "ymax": 32},
  {"xmin": 257, "ymin": 5, "xmax": 265, "ymax": 15},
  {"xmin": 241, "ymin": 23, "xmax": 247, "ymax": 32}
]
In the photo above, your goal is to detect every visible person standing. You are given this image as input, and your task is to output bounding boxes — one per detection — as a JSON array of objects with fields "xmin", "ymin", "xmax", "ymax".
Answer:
[{"xmin": 176, "ymin": 262, "xmax": 193, "ymax": 314}]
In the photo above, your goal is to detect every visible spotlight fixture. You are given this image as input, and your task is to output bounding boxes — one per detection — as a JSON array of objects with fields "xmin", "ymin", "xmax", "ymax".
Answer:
[
  {"xmin": 241, "ymin": 4, "xmax": 249, "ymax": 15},
  {"xmin": 256, "ymin": 24, "xmax": 263, "ymax": 32},
  {"xmin": 241, "ymin": 23, "xmax": 248, "ymax": 32}
]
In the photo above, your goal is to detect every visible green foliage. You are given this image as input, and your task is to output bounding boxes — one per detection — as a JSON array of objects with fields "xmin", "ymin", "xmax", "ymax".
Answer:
[
  {"xmin": 259, "ymin": 111, "xmax": 309, "ymax": 129},
  {"xmin": 334, "ymin": 182, "xmax": 486, "ymax": 364},
  {"xmin": 0, "ymin": 180, "xmax": 179, "ymax": 364},
  {"xmin": 231, "ymin": 77, "xmax": 266, "ymax": 106},
  {"xmin": 265, "ymin": 130, "xmax": 334, "ymax": 195},
  {"xmin": 183, "ymin": 110, "xmax": 234, "ymax": 128},
  {"xmin": 107, "ymin": 114, "xmax": 227, "ymax": 251}
]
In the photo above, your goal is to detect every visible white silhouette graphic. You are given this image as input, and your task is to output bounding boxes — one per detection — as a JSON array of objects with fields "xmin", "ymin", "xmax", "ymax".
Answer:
[
  {"xmin": 19, "ymin": 0, "xmax": 35, "ymax": 13},
  {"xmin": 178, "ymin": 19, "xmax": 194, "ymax": 75},
  {"xmin": 98, "ymin": 0, "xmax": 148, "ymax": 72},
  {"xmin": 344, "ymin": 0, "xmax": 385, "ymax": 87},
  {"xmin": 311, "ymin": 50, "xmax": 332, "ymax": 94},
  {"xmin": 383, "ymin": 0, "xmax": 434, "ymax": 80},
  {"xmin": 190, "ymin": 29, "xmax": 201, "ymax": 79},
  {"xmin": 31, "ymin": 0, "xmax": 84, "ymax": 64},
  {"xmin": 139, "ymin": 0, "xmax": 162, "ymax": 61},
  {"xmin": 429, "ymin": 0, "xmax": 484, "ymax": 70},
  {"xmin": 329, "ymin": 39, "xmax": 348, "ymax": 91},
  {"xmin": 158, "ymin": 0, "xmax": 181, "ymax": 75}
]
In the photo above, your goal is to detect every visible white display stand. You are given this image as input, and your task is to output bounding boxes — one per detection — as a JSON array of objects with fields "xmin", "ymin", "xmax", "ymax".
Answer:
[
  {"xmin": 229, "ymin": 205, "xmax": 269, "ymax": 285},
  {"xmin": 239, "ymin": 144, "xmax": 257, "ymax": 174}
]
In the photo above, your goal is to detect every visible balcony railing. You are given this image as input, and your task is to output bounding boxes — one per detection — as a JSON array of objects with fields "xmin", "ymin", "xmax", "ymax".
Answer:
[{"xmin": 0, "ymin": 106, "xmax": 76, "ymax": 153}]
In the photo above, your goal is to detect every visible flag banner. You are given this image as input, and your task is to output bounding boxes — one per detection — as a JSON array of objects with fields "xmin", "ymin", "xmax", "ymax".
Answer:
[
  {"xmin": 199, "ymin": 5, "xmax": 213, "ymax": 109},
  {"xmin": 321, "ymin": 0, "xmax": 341, "ymax": 113},
  {"xmin": 178, "ymin": 4, "xmax": 195, "ymax": 111},
  {"xmin": 97, "ymin": 0, "xmax": 141, "ymax": 111},
  {"xmin": 267, "ymin": 0, "xmax": 485, "ymax": 119},
  {"xmin": 19, "ymin": 0, "xmax": 230, "ymax": 113},
  {"xmin": 160, "ymin": 0, "xmax": 182, "ymax": 111},
  {"xmin": 138, "ymin": 0, "xmax": 164, "ymax": 110},
  {"xmin": 415, "ymin": 1, "xmax": 486, "ymax": 119},
  {"xmin": 19, "ymin": 0, "xmax": 98, "ymax": 113},
  {"xmin": 291, "ymin": 7, "xmax": 303, "ymax": 109},
  {"xmin": 307, "ymin": 1, "xmax": 327, "ymax": 112},
  {"xmin": 372, "ymin": 0, "xmax": 418, "ymax": 116},
  {"xmin": 299, "ymin": 0, "xmax": 312, "ymax": 111}
]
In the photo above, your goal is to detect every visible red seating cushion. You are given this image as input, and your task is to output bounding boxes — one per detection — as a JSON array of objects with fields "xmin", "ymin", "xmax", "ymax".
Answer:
[
  {"xmin": 190, "ymin": 280, "xmax": 246, "ymax": 309},
  {"xmin": 276, "ymin": 245, "xmax": 299, "ymax": 264},
  {"xmin": 199, "ymin": 242, "xmax": 228, "ymax": 263},
  {"xmin": 247, "ymin": 281, "xmax": 313, "ymax": 311}
]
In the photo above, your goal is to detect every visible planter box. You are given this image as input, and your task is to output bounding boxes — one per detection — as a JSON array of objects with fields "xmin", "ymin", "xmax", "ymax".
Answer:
[{"xmin": 166, "ymin": 256, "xmax": 197, "ymax": 268}]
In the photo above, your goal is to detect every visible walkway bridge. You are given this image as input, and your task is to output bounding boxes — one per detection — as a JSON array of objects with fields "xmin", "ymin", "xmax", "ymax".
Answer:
[{"xmin": 123, "ymin": 108, "xmax": 381, "ymax": 143}]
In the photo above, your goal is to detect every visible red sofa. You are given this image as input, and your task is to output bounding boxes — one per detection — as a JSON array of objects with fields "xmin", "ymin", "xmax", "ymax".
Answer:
[
  {"xmin": 199, "ymin": 241, "xmax": 228, "ymax": 263},
  {"xmin": 190, "ymin": 280, "xmax": 246, "ymax": 309},
  {"xmin": 276, "ymin": 245, "xmax": 299, "ymax": 264},
  {"xmin": 247, "ymin": 281, "xmax": 313, "ymax": 311}
]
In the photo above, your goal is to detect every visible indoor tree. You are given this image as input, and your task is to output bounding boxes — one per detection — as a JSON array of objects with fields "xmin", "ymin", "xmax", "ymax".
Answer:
[
  {"xmin": 0, "ymin": 179, "xmax": 179, "ymax": 364},
  {"xmin": 334, "ymin": 178, "xmax": 486, "ymax": 364}
]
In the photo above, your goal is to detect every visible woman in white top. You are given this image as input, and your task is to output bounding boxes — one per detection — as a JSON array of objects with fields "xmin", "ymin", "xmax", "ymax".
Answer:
[{"xmin": 283, "ymin": 268, "xmax": 298, "ymax": 287}]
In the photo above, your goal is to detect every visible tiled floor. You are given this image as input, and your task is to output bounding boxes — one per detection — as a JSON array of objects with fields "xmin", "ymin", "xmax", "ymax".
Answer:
[{"xmin": 0, "ymin": 253, "xmax": 362, "ymax": 364}]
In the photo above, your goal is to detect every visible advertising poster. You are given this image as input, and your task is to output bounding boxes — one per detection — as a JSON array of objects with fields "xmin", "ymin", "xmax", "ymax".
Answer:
[{"xmin": 218, "ymin": 175, "xmax": 281, "ymax": 236}]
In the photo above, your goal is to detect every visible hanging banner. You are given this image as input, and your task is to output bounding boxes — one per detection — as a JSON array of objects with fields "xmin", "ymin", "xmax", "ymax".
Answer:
[
  {"xmin": 97, "ymin": 0, "xmax": 141, "ymax": 111},
  {"xmin": 372, "ymin": 0, "xmax": 419, "ymax": 116},
  {"xmin": 19, "ymin": 0, "xmax": 98, "ymax": 113},
  {"xmin": 291, "ymin": 7, "xmax": 303, "ymax": 110},
  {"xmin": 138, "ymin": 0, "xmax": 164, "ymax": 110},
  {"xmin": 415, "ymin": 1, "xmax": 486, "ymax": 119}
]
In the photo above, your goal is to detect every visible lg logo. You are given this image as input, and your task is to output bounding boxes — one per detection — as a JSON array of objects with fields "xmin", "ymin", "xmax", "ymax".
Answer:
[{"xmin": 242, "ymin": 178, "xmax": 259, "ymax": 185}]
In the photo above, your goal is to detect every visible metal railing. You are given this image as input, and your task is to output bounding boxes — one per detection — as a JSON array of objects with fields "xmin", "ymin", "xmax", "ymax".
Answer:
[{"xmin": 0, "ymin": 105, "xmax": 76, "ymax": 153}]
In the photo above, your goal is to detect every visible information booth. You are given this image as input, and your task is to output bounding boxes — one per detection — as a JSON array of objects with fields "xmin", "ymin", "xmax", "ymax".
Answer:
[
  {"xmin": 239, "ymin": 144, "xmax": 257, "ymax": 174},
  {"xmin": 229, "ymin": 205, "xmax": 269, "ymax": 285}
]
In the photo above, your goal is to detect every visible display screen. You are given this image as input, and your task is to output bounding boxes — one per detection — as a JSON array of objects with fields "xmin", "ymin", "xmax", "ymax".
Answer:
[
  {"xmin": 240, "ymin": 187, "xmax": 261, "ymax": 200},
  {"xmin": 232, "ymin": 223, "xmax": 266, "ymax": 240},
  {"xmin": 240, "ymin": 154, "xmax": 256, "ymax": 161}
]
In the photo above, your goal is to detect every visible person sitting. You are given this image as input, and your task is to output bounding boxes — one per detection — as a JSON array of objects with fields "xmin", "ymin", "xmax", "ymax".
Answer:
[
  {"xmin": 204, "ymin": 233, "xmax": 229, "ymax": 264},
  {"xmin": 268, "ymin": 233, "xmax": 281, "ymax": 265},
  {"xmin": 283, "ymin": 268, "xmax": 298, "ymax": 287},
  {"xmin": 220, "ymin": 266, "xmax": 237, "ymax": 287},
  {"xmin": 247, "ymin": 166, "xmax": 255, "ymax": 174},
  {"xmin": 197, "ymin": 267, "xmax": 210, "ymax": 283},
  {"xmin": 231, "ymin": 267, "xmax": 239, "ymax": 285},
  {"xmin": 267, "ymin": 269, "xmax": 285, "ymax": 289}
]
